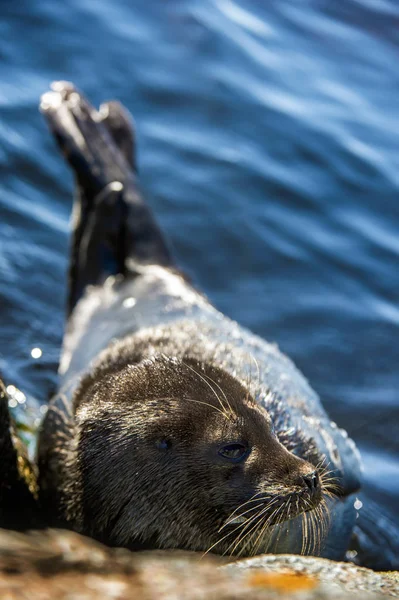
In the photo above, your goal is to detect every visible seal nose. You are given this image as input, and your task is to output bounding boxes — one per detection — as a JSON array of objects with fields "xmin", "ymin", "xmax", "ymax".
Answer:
[{"xmin": 302, "ymin": 471, "xmax": 319, "ymax": 496}]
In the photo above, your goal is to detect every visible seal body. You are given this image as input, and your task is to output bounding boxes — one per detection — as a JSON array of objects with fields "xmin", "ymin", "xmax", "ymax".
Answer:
[{"xmin": 38, "ymin": 82, "xmax": 361, "ymax": 561}]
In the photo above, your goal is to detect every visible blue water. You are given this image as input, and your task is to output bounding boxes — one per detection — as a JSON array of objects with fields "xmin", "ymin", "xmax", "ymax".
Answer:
[{"xmin": 1, "ymin": 0, "xmax": 398, "ymax": 564}]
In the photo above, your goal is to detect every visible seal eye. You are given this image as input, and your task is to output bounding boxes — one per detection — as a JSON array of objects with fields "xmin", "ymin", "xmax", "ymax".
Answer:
[
  {"xmin": 218, "ymin": 443, "xmax": 249, "ymax": 462},
  {"xmin": 155, "ymin": 439, "xmax": 171, "ymax": 451}
]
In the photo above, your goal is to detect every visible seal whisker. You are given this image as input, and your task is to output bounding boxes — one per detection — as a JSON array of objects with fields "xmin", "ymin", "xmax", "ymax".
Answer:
[
  {"xmin": 249, "ymin": 500, "xmax": 284, "ymax": 556},
  {"xmin": 318, "ymin": 498, "xmax": 332, "ymax": 551},
  {"xmin": 227, "ymin": 496, "xmax": 281, "ymax": 556},
  {"xmin": 309, "ymin": 506, "xmax": 317, "ymax": 555},
  {"xmin": 303, "ymin": 498, "xmax": 314, "ymax": 555},
  {"xmin": 319, "ymin": 458, "xmax": 328, "ymax": 470},
  {"xmin": 310, "ymin": 501, "xmax": 321, "ymax": 554},
  {"xmin": 242, "ymin": 353, "xmax": 255, "ymax": 406},
  {"xmin": 213, "ymin": 497, "xmax": 275, "ymax": 557},
  {"xmin": 152, "ymin": 394, "xmax": 229, "ymax": 419},
  {"xmin": 319, "ymin": 468, "xmax": 341, "ymax": 496},
  {"xmin": 304, "ymin": 510, "xmax": 312, "ymax": 555},
  {"xmin": 184, "ymin": 397, "xmax": 230, "ymax": 418},
  {"xmin": 201, "ymin": 371, "xmax": 234, "ymax": 417},
  {"xmin": 183, "ymin": 362, "xmax": 232, "ymax": 419},
  {"xmin": 245, "ymin": 352, "xmax": 261, "ymax": 405},
  {"xmin": 317, "ymin": 459, "xmax": 335, "ymax": 479},
  {"xmin": 202, "ymin": 515, "xmax": 253, "ymax": 557},
  {"xmin": 219, "ymin": 491, "xmax": 266, "ymax": 531},
  {"xmin": 223, "ymin": 507, "xmax": 268, "ymax": 555},
  {"xmin": 321, "ymin": 478, "xmax": 341, "ymax": 492},
  {"xmin": 219, "ymin": 503, "xmax": 262, "ymax": 532},
  {"xmin": 314, "ymin": 507, "xmax": 324, "ymax": 555},
  {"xmin": 301, "ymin": 511, "xmax": 307, "ymax": 555},
  {"xmin": 313, "ymin": 503, "xmax": 325, "ymax": 555},
  {"xmin": 228, "ymin": 511, "xmax": 265, "ymax": 557},
  {"xmin": 270, "ymin": 499, "xmax": 290, "ymax": 553},
  {"xmin": 302, "ymin": 496, "xmax": 323, "ymax": 555},
  {"xmin": 255, "ymin": 501, "xmax": 285, "ymax": 556},
  {"xmin": 202, "ymin": 497, "xmax": 270, "ymax": 558},
  {"xmin": 305, "ymin": 511, "xmax": 311, "ymax": 555}
]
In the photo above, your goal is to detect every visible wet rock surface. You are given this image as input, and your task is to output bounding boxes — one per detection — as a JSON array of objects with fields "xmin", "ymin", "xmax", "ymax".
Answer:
[{"xmin": 0, "ymin": 529, "xmax": 397, "ymax": 599}]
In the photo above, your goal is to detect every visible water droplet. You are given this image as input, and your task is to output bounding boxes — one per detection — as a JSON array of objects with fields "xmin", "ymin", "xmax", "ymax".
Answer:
[
  {"xmin": 110, "ymin": 181, "xmax": 123, "ymax": 192},
  {"xmin": 8, "ymin": 398, "xmax": 17, "ymax": 408},
  {"xmin": 31, "ymin": 347, "xmax": 42, "ymax": 359},
  {"xmin": 123, "ymin": 297, "xmax": 136, "ymax": 308},
  {"xmin": 6, "ymin": 385, "xmax": 16, "ymax": 396},
  {"xmin": 354, "ymin": 498, "xmax": 363, "ymax": 511}
]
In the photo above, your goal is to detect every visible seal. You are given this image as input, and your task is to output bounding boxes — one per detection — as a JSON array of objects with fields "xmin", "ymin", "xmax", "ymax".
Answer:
[{"xmin": 37, "ymin": 82, "xmax": 361, "ymax": 560}]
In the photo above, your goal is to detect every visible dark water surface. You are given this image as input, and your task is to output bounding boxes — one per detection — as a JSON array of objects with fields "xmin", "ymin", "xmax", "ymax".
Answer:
[{"xmin": 1, "ymin": 0, "xmax": 398, "ymax": 564}]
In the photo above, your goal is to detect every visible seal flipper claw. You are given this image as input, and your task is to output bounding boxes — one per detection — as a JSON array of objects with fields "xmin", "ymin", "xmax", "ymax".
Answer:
[{"xmin": 41, "ymin": 81, "xmax": 172, "ymax": 313}]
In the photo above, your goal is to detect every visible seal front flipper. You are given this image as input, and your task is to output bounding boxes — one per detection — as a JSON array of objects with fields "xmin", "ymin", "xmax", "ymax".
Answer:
[{"xmin": 40, "ymin": 82, "xmax": 172, "ymax": 313}]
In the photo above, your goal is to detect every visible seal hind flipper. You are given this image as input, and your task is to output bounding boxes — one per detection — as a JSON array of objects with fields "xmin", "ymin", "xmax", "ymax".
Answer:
[
  {"xmin": 40, "ymin": 82, "xmax": 172, "ymax": 313},
  {"xmin": 99, "ymin": 101, "xmax": 137, "ymax": 173}
]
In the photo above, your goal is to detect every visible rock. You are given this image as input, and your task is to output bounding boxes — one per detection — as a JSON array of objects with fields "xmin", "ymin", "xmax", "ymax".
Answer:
[
  {"xmin": 0, "ymin": 529, "xmax": 397, "ymax": 599},
  {"xmin": 225, "ymin": 554, "xmax": 399, "ymax": 597}
]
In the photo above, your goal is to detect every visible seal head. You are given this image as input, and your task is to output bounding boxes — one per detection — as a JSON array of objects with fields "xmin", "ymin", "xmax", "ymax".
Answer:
[{"xmin": 53, "ymin": 355, "xmax": 327, "ymax": 556}]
